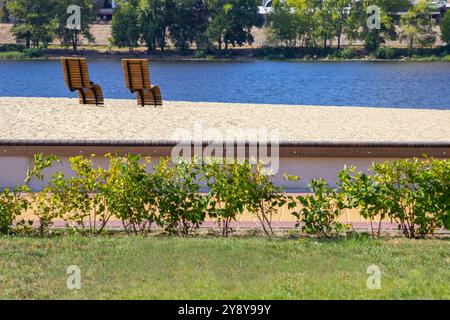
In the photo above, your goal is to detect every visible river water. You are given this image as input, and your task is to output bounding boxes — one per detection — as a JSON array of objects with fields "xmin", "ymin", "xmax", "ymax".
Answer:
[{"xmin": 0, "ymin": 59, "xmax": 449, "ymax": 109}]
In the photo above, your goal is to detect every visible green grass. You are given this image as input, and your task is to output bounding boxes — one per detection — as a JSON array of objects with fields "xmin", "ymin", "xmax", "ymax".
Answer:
[
  {"xmin": 0, "ymin": 51, "xmax": 26, "ymax": 59},
  {"xmin": 0, "ymin": 236, "xmax": 448, "ymax": 299},
  {"xmin": 0, "ymin": 50, "xmax": 46, "ymax": 60}
]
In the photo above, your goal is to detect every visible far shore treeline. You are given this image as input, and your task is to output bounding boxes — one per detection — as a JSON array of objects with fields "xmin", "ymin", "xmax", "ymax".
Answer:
[{"xmin": 1, "ymin": 0, "xmax": 450, "ymax": 55}]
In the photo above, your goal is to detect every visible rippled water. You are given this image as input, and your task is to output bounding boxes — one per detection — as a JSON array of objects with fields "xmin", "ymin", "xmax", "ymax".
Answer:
[{"xmin": 0, "ymin": 59, "xmax": 449, "ymax": 109}]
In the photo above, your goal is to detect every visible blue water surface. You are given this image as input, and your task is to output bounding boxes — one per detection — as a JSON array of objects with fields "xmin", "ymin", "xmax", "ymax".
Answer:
[{"xmin": 0, "ymin": 59, "xmax": 449, "ymax": 109}]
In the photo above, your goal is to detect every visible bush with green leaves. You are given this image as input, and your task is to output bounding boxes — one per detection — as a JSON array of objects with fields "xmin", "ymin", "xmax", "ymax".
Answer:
[
  {"xmin": 338, "ymin": 166, "xmax": 388, "ymax": 237},
  {"xmin": 334, "ymin": 48, "xmax": 356, "ymax": 60},
  {"xmin": 374, "ymin": 46, "xmax": 397, "ymax": 59},
  {"xmin": 205, "ymin": 160, "xmax": 253, "ymax": 237},
  {"xmin": 245, "ymin": 163, "xmax": 287, "ymax": 237},
  {"xmin": 339, "ymin": 158, "xmax": 450, "ymax": 238},
  {"xmin": 0, "ymin": 187, "xmax": 28, "ymax": 235},
  {"xmin": 103, "ymin": 154, "xmax": 157, "ymax": 235},
  {"xmin": 1, "ymin": 153, "xmax": 449, "ymax": 238},
  {"xmin": 46, "ymin": 155, "xmax": 114, "ymax": 235},
  {"xmin": 153, "ymin": 158, "xmax": 210, "ymax": 236},
  {"xmin": 290, "ymin": 179, "xmax": 346, "ymax": 238},
  {"xmin": 24, "ymin": 154, "xmax": 60, "ymax": 236},
  {"xmin": 441, "ymin": 11, "xmax": 450, "ymax": 45}
]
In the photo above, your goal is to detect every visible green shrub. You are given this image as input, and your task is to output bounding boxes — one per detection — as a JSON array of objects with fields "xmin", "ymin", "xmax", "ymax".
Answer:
[
  {"xmin": 24, "ymin": 154, "xmax": 60, "ymax": 236},
  {"xmin": 290, "ymin": 179, "xmax": 346, "ymax": 238},
  {"xmin": 441, "ymin": 11, "xmax": 450, "ymax": 45},
  {"xmin": 338, "ymin": 166, "xmax": 388, "ymax": 237},
  {"xmin": 374, "ymin": 46, "xmax": 397, "ymax": 59},
  {"xmin": 205, "ymin": 160, "xmax": 253, "ymax": 237},
  {"xmin": 0, "ymin": 44, "xmax": 26, "ymax": 52},
  {"xmin": 2, "ymin": 154, "xmax": 449, "ymax": 238},
  {"xmin": 103, "ymin": 154, "xmax": 157, "ymax": 235},
  {"xmin": 0, "ymin": 47, "xmax": 44, "ymax": 59},
  {"xmin": 46, "ymin": 155, "xmax": 113, "ymax": 235},
  {"xmin": 334, "ymin": 48, "xmax": 355, "ymax": 59},
  {"xmin": 153, "ymin": 158, "xmax": 210, "ymax": 236},
  {"xmin": 0, "ymin": 51, "xmax": 26, "ymax": 59},
  {"xmin": 245, "ymin": 163, "xmax": 287, "ymax": 237},
  {"xmin": 22, "ymin": 48, "xmax": 44, "ymax": 58},
  {"xmin": 0, "ymin": 188, "xmax": 28, "ymax": 235},
  {"xmin": 340, "ymin": 158, "xmax": 450, "ymax": 238},
  {"xmin": 193, "ymin": 50, "xmax": 207, "ymax": 59}
]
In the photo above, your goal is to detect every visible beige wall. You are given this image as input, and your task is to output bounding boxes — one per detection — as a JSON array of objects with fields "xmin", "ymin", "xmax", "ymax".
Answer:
[{"xmin": 0, "ymin": 155, "xmax": 392, "ymax": 192}]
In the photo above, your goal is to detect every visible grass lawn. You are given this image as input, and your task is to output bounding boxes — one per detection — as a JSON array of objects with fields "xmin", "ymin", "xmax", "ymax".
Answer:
[{"xmin": 0, "ymin": 236, "xmax": 448, "ymax": 299}]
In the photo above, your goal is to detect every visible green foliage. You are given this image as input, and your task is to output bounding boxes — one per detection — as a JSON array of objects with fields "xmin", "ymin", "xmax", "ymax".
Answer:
[
  {"xmin": 46, "ymin": 155, "xmax": 113, "ymax": 235},
  {"xmin": 139, "ymin": 0, "xmax": 173, "ymax": 52},
  {"xmin": 400, "ymin": 0, "xmax": 437, "ymax": 53},
  {"xmin": 169, "ymin": 0, "xmax": 209, "ymax": 51},
  {"xmin": 339, "ymin": 158, "xmax": 450, "ymax": 238},
  {"xmin": 112, "ymin": 0, "xmax": 142, "ymax": 52},
  {"xmin": 271, "ymin": 0, "xmax": 410, "ymax": 52},
  {"xmin": 7, "ymin": 0, "xmax": 58, "ymax": 48},
  {"xmin": 374, "ymin": 46, "xmax": 397, "ymax": 59},
  {"xmin": 24, "ymin": 154, "xmax": 60, "ymax": 236},
  {"xmin": 267, "ymin": 0, "xmax": 307, "ymax": 47},
  {"xmin": 290, "ymin": 178, "xmax": 346, "ymax": 238},
  {"xmin": 441, "ymin": 11, "xmax": 450, "ymax": 45},
  {"xmin": 333, "ymin": 48, "xmax": 355, "ymax": 59},
  {"xmin": 103, "ymin": 154, "xmax": 156, "ymax": 235},
  {"xmin": 338, "ymin": 166, "xmax": 387, "ymax": 237},
  {"xmin": 0, "ymin": 188, "xmax": 28, "ymax": 235},
  {"xmin": 1, "ymin": 154, "xmax": 448, "ymax": 239},
  {"xmin": 153, "ymin": 158, "xmax": 210, "ymax": 236},
  {"xmin": 0, "ymin": 47, "xmax": 44, "ymax": 59},
  {"xmin": 245, "ymin": 163, "xmax": 287, "ymax": 237},
  {"xmin": 206, "ymin": 0, "xmax": 263, "ymax": 50},
  {"xmin": 205, "ymin": 160, "xmax": 253, "ymax": 236},
  {"xmin": 54, "ymin": 0, "xmax": 96, "ymax": 51},
  {"xmin": 0, "ymin": 0, "xmax": 10, "ymax": 23}
]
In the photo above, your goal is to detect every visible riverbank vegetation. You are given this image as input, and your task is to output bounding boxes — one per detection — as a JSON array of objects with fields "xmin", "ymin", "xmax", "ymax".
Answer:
[
  {"xmin": 0, "ymin": 44, "xmax": 45, "ymax": 59},
  {"xmin": 1, "ymin": 0, "xmax": 449, "ymax": 60},
  {"xmin": 1, "ymin": 154, "xmax": 448, "ymax": 239}
]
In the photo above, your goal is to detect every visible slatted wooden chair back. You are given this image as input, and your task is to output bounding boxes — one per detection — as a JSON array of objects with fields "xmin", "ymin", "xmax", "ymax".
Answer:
[
  {"xmin": 122, "ymin": 59, "xmax": 152, "ymax": 92},
  {"xmin": 60, "ymin": 57, "xmax": 104, "ymax": 106},
  {"xmin": 122, "ymin": 59, "xmax": 163, "ymax": 107},
  {"xmin": 61, "ymin": 58, "xmax": 92, "ymax": 91}
]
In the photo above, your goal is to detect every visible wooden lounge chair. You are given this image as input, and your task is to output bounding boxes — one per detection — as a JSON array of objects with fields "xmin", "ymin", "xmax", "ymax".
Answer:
[
  {"xmin": 60, "ymin": 57, "xmax": 104, "ymax": 106},
  {"xmin": 122, "ymin": 59, "xmax": 162, "ymax": 107}
]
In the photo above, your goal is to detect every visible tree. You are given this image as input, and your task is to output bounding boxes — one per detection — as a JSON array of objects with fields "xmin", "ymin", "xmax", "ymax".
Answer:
[
  {"xmin": 169, "ymin": 0, "xmax": 209, "ymax": 51},
  {"xmin": 207, "ymin": 0, "xmax": 263, "ymax": 50},
  {"xmin": 0, "ymin": 0, "xmax": 10, "ymax": 23},
  {"xmin": 7, "ymin": 0, "xmax": 58, "ymax": 48},
  {"xmin": 400, "ymin": 0, "xmax": 436, "ymax": 53},
  {"xmin": 440, "ymin": 11, "xmax": 450, "ymax": 45},
  {"xmin": 55, "ymin": 0, "xmax": 96, "ymax": 52},
  {"xmin": 112, "ymin": 0, "xmax": 141, "ymax": 52},
  {"xmin": 139, "ymin": 0, "xmax": 174, "ymax": 52},
  {"xmin": 267, "ymin": 0, "xmax": 307, "ymax": 47}
]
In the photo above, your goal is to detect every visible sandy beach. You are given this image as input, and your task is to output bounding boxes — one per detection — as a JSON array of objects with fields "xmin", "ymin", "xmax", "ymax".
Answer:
[{"xmin": 0, "ymin": 97, "xmax": 449, "ymax": 142}]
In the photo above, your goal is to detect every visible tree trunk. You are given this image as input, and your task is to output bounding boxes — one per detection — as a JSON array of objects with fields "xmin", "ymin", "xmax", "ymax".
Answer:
[{"xmin": 72, "ymin": 33, "xmax": 78, "ymax": 52}]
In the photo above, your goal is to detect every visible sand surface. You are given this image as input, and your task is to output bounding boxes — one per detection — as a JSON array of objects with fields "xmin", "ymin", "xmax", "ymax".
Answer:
[{"xmin": 0, "ymin": 97, "xmax": 449, "ymax": 142}]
